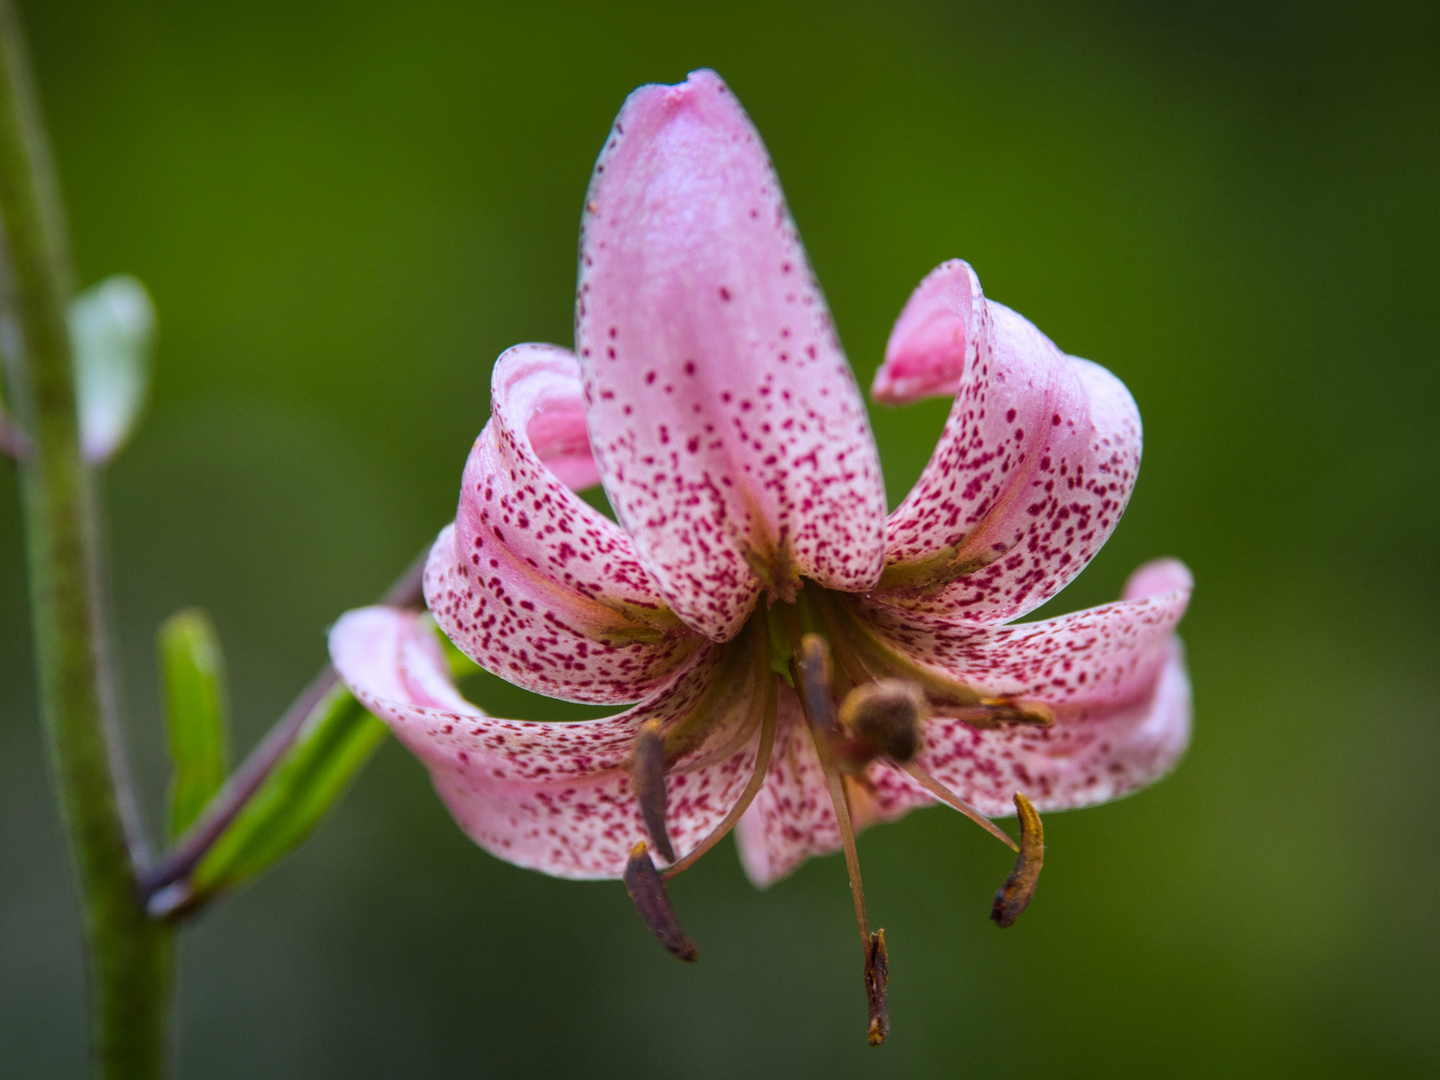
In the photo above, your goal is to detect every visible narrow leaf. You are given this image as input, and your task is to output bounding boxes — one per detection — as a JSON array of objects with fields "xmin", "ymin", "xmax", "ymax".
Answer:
[
  {"xmin": 187, "ymin": 683, "xmax": 387, "ymax": 900},
  {"xmin": 70, "ymin": 274, "xmax": 155, "ymax": 464},
  {"xmin": 159, "ymin": 609, "xmax": 230, "ymax": 842}
]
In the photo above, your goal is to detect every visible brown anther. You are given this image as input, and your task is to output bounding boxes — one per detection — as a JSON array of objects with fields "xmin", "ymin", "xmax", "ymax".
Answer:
[
  {"xmin": 623, "ymin": 841, "xmax": 699, "ymax": 962},
  {"xmin": 839, "ymin": 679, "xmax": 926, "ymax": 765},
  {"xmin": 795, "ymin": 633, "xmax": 843, "ymax": 743},
  {"xmin": 942, "ymin": 697, "xmax": 1054, "ymax": 730},
  {"xmin": 984, "ymin": 697, "xmax": 1054, "ymax": 727},
  {"xmin": 990, "ymin": 792, "xmax": 1044, "ymax": 928},
  {"xmin": 864, "ymin": 928, "xmax": 890, "ymax": 1047},
  {"xmin": 631, "ymin": 719, "xmax": 675, "ymax": 863}
]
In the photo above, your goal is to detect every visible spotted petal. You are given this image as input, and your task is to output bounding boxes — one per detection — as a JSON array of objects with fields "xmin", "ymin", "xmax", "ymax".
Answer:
[
  {"xmin": 857, "ymin": 558, "xmax": 1192, "ymax": 709},
  {"xmin": 330, "ymin": 606, "xmax": 770, "ymax": 880},
  {"xmin": 860, "ymin": 558, "xmax": 1193, "ymax": 819},
  {"xmin": 870, "ymin": 259, "xmax": 989, "ymax": 405},
  {"xmin": 872, "ymin": 261, "xmax": 1141, "ymax": 627},
  {"xmin": 897, "ymin": 639, "xmax": 1191, "ymax": 819},
  {"xmin": 737, "ymin": 560, "xmax": 1192, "ymax": 885},
  {"xmin": 431, "ymin": 343, "xmax": 701, "ymax": 704},
  {"xmin": 576, "ymin": 69, "xmax": 887, "ymax": 641}
]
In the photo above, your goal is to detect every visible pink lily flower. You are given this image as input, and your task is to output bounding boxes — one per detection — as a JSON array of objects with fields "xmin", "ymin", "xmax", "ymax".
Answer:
[{"xmin": 329, "ymin": 70, "xmax": 1192, "ymax": 1044}]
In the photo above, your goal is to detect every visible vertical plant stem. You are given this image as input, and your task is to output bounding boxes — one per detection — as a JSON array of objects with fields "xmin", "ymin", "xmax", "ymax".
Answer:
[{"xmin": 0, "ymin": 3, "xmax": 172, "ymax": 1077}]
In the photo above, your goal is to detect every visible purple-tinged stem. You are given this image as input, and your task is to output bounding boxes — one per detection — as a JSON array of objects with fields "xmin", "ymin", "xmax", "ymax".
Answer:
[{"xmin": 143, "ymin": 549, "xmax": 426, "ymax": 896}]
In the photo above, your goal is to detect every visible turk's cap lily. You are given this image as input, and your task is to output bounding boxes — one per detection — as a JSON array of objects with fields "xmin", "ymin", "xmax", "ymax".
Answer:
[{"xmin": 329, "ymin": 69, "xmax": 1192, "ymax": 1043}]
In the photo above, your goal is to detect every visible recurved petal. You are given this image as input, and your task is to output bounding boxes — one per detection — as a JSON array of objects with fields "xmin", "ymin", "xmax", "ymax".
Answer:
[
  {"xmin": 904, "ymin": 638, "xmax": 1191, "ymax": 818},
  {"xmin": 855, "ymin": 556, "xmax": 1192, "ymax": 711},
  {"xmin": 329, "ymin": 606, "xmax": 770, "ymax": 880},
  {"xmin": 871, "ymin": 259, "xmax": 990, "ymax": 405},
  {"xmin": 524, "ymin": 379, "xmax": 601, "ymax": 491},
  {"xmin": 435, "ymin": 344, "xmax": 700, "ymax": 704},
  {"xmin": 873, "ymin": 287, "xmax": 1141, "ymax": 627},
  {"xmin": 856, "ymin": 558, "xmax": 1193, "ymax": 820},
  {"xmin": 576, "ymin": 69, "xmax": 887, "ymax": 640},
  {"xmin": 1120, "ymin": 555, "xmax": 1193, "ymax": 601}
]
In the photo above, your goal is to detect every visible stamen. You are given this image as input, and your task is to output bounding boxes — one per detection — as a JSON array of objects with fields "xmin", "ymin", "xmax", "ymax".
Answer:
[
  {"xmin": 623, "ymin": 841, "xmax": 700, "ymax": 962},
  {"xmin": 900, "ymin": 759, "xmax": 1020, "ymax": 852},
  {"xmin": 990, "ymin": 792, "xmax": 1044, "ymax": 928},
  {"xmin": 795, "ymin": 634, "xmax": 888, "ymax": 1047},
  {"xmin": 663, "ymin": 677, "xmax": 778, "ymax": 880},
  {"xmin": 940, "ymin": 697, "xmax": 1054, "ymax": 730},
  {"xmin": 865, "ymin": 929, "xmax": 890, "ymax": 1047},
  {"xmin": 795, "ymin": 633, "xmax": 844, "ymax": 745},
  {"xmin": 631, "ymin": 719, "xmax": 676, "ymax": 863},
  {"xmin": 839, "ymin": 679, "xmax": 925, "ymax": 765},
  {"xmin": 809, "ymin": 591, "xmax": 1053, "ymax": 730}
]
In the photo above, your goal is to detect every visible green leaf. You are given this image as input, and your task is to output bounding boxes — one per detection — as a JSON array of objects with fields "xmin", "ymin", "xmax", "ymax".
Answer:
[
  {"xmin": 189, "ymin": 682, "xmax": 388, "ymax": 898},
  {"xmin": 159, "ymin": 609, "xmax": 230, "ymax": 842},
  {"xmin": 69, "ymin": 274, "xmax": 155, "ymax": 464}
]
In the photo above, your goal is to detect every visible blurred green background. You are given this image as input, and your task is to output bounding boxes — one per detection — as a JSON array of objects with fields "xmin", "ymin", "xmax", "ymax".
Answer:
[{"xmin": 2, "ymin": 0, "xmax": 1437, "ymax": 1075}]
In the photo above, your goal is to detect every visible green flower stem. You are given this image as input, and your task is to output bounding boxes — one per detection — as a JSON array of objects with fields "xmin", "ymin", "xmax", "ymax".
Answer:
[
  {"xmin": 143, "ymin": 549, "xmax": 426, "ymax": 903},
  {"xmin": 0, "ymin": 3, "xmax": 172, "ymax": 1077}
]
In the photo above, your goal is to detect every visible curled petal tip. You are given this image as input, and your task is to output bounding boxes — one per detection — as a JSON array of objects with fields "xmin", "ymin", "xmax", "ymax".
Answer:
[
  {"xmin": 1123, "ymin": 557, "xmax": 1194, "ymax": 601},
  {"xmin": 876, "ymin": 297, "xmax": 1144, "ymax": 625},
  {"xmin": 872, "ymin": 260, "xmax": 986, "ymax": 405},
  {"xmin": 435, "ymin": 344, "xmax": 701, "ymax": 704}
]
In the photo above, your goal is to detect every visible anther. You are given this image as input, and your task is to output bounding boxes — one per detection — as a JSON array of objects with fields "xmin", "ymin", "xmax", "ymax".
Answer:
[
  {"xmin": 990, "ymin": 793, "xmax": 1044, "ymax": 928},
  {"xmin": 865, "ymin": 929, "xmax": 890, "ymax": 1047},
  {"xmin": 838, "ymin": 679, "xmax": 926, "ymax": 766},
  {"xmin": 795, "ymin": 633, "xmax": 843, "ymax": 743},
  {"xmin": 623, "ymin": 841, "xmax": 699, "ymax": 962},
  {"xmin": 945, "ymin": 697, "xmax": 1054, "ymax": 730},
  {"xmin": 631, "ymin": 719, "xmax": 676, "ymax": 863}
]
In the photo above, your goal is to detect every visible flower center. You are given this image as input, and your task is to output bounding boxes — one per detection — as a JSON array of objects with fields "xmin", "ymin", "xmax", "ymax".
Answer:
[{"xmin": 621, "ymin": 583, "xmax": 1047, "ymax": 1048}]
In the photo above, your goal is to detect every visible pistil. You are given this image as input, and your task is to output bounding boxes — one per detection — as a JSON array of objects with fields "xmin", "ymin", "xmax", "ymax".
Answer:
[
  {"xmin": 836, "ymin": 680, "xmax": 924, "ymax": 767},
  {"xmin": 794, "ymin": 633, "xmax": 890, "ymax": 1047}
]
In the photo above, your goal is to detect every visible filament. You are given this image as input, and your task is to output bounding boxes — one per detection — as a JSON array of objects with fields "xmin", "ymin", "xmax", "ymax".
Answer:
[
  {"xmin": 900, "ymin": 759, "xmax": 1019, "ymax": 852},
  {"xmin": 663, "ymin": 676, "xmax": 778, "ymax": 880}
]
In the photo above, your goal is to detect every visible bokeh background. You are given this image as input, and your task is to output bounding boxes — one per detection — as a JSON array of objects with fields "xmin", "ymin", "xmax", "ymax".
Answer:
[{"xmin": 2, "ymin": 0, "xmax": 1437, "ymax": 1076}]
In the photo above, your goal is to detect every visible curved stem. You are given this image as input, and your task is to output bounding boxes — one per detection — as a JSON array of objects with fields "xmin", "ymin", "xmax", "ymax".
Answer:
[
  {"xmin": 142, "ymin": 545, "xmax": 427, "ymax": 898},
  {"xmin": 0, "ymin": 2, "xmax": 172, "ymax": 1076}
]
